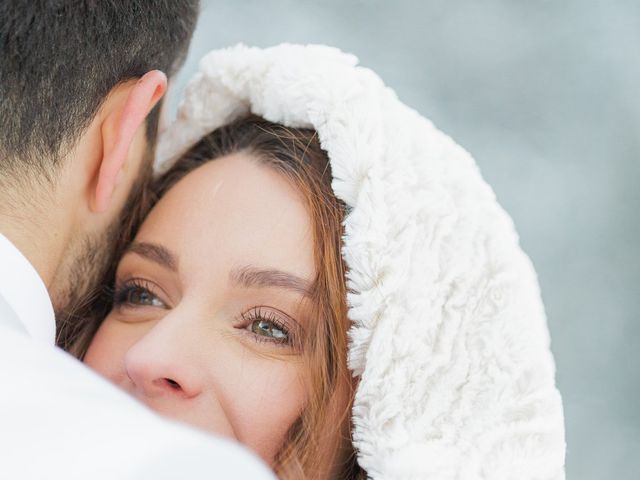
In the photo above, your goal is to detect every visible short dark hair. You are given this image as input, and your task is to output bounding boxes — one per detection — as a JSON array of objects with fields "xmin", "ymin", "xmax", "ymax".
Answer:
[{"xmin": 0, "ymin": 1, "xmax": 200, "ymax": 180}]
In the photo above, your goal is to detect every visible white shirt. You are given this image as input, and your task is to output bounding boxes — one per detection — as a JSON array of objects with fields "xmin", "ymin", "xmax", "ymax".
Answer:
[
  {"xmin": 0, "ymin": 233, "xmax": 55, "ymax": 342},
  {"xmin": 0, "ymin": 232, "xmax": 274, "ymax": 479}
]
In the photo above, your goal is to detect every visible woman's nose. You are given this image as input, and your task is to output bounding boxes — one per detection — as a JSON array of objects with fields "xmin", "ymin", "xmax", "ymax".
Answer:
[{"xmin": 123, "ymin": 327, "xmax": 203, "ymax": 400}]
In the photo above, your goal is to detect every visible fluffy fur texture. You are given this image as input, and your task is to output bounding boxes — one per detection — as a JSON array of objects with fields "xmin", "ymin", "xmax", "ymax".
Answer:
[{"xmin": 157, "ymin": 44, "xmax": 566, "ymax": 480}]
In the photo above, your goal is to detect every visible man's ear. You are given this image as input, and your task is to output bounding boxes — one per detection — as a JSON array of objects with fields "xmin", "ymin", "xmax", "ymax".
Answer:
[{"xmin": 93, "ymin": 70, "xmax": 167, "ymax": 213}]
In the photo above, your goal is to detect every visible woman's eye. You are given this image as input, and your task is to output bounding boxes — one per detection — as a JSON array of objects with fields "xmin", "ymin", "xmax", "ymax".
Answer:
[
  {"xmin": 250, "ymin": 319, "xmax": 288, "ymax": 341},
  {"xmin": 239, "ymin": 307, "xmax": 295, "ymax": 347},
  {"xmin": 114, "ymin": 281, "xmax": 166, "ymax": 309},
  {"xmin": 126, "ymin": 287, "xmax": 163, "ymax": 307}
]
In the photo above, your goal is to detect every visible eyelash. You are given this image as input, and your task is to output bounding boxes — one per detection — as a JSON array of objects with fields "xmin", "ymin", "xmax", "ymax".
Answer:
[
  {"xmin": 113, "ymin": 278, "xmax": 167, "ymax": 310},
  {"xmin": 237, "ymin": 306, "xmax": 295, "ymax": 348},
  {"xmin": 112, "ymin": 279, "xmax": 295, "ymax": 348}
]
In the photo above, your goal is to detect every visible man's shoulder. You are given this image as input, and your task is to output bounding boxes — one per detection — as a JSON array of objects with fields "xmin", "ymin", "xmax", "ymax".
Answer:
[
  {"xmin": 0, "ymin": 326, "xmax": 274, "ymax": 479},
  {"xmin": 0, "ymin": 291, "xmax": 27, "ymax": 334}
]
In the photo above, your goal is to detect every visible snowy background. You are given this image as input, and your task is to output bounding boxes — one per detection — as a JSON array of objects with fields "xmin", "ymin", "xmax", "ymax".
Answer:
[{"xmin": 166, "ymin": 1, "xmax": 640, "ymax": 478}]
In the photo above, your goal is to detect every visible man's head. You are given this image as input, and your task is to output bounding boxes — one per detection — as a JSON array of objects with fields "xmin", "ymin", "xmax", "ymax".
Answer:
[{"xmin": 0, "ymin": 1, "xmax": 200, "ymax": 323}]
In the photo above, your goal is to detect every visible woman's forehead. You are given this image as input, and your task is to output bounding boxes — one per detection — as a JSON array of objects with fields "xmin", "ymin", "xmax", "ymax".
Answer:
[{"xmin": 137, "ymin": 153, "xmax": 316, "ymax": 282}]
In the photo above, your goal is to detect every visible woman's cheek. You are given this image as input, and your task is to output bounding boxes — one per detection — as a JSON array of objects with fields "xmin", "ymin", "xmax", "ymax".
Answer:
[
  {"xmin": 222, "ymin": 356, "xmax": 307, "ymax": 464},
  {"xmin": 84, "ymin": 317, "xmax": 140, "ymax": 384}
]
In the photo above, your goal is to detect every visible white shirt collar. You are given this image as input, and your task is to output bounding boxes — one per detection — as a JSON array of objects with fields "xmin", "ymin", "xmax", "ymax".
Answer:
[{"xmin": 0, "ymin": 232, "xmax": 55, "ymax": 344}]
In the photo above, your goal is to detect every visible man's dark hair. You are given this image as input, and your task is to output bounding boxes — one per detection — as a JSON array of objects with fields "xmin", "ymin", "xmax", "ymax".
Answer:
[{"xmin": 0, "ymin": 1, "xmax": 200, "ymax": 180}]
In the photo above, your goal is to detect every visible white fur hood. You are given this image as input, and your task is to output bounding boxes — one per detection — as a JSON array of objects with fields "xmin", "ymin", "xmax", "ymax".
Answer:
[{"xmin": 157, "ymin": 44, "xmax": 566, "ymax": 480}]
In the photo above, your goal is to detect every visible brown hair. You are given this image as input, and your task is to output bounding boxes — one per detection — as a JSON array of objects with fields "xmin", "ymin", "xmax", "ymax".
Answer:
[
  {"xmin": 64, "ymin": 114, "xmax": 364, "ymax": 479},
  {"xmin": 0, "ymin": 1, "xmax": 199, "ymax": 182},
  {"xmin": 159, "ymin": 115, "xmax": 362, "ymax": 478}
]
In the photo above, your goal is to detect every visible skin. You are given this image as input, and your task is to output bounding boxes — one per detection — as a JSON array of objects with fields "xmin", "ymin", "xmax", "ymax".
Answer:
[
  {"xmin": 85, "ymin": 152, "xmax": 317, "ymax": 464},
  {"xmin": 0, "ymin": 71, "xmax": 167, "ymax": 315}
]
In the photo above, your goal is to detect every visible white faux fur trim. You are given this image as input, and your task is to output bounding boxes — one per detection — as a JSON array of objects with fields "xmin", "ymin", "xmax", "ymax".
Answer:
[{"xmin": 157, "ymin": 44, "xmax": 566, "ymax": 480}]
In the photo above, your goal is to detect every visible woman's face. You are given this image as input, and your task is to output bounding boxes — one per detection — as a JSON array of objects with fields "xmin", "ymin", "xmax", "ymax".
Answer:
[{"xmin": 85, "ymin": 152, "xmax": 316, "ymax": 464}]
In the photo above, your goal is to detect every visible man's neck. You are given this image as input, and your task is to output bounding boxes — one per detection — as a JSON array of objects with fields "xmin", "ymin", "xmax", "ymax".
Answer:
[{"xmin": 0, "ymin": 188, "xmax": 66, "ymax": 291}]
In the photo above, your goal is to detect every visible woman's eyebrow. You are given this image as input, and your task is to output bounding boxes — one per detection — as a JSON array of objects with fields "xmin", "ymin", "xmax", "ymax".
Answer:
[
  {"xmin": 230, "ymin": 266, "xmax": 313, "ymax": 297},
  {"xmin": 125, "ymin": 241, "xmax": 178, "ymax": 272}
]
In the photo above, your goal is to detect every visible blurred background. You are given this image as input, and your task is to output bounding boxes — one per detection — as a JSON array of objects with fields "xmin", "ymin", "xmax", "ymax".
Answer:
[{"xmin": 167, "ymin": 1, "xmax": 640, "ymax": 478}]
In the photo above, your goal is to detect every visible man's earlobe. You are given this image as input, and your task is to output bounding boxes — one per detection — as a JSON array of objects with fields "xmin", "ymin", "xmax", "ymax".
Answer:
[{"xmin": 93, "ymin": 70, "xmax": 168, "ymax": 213}]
